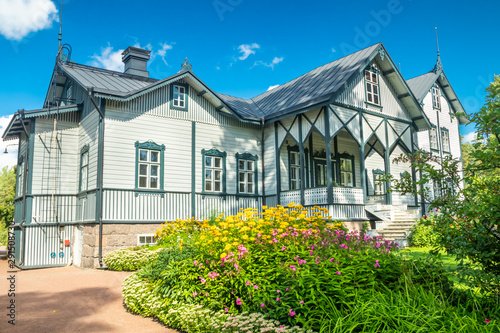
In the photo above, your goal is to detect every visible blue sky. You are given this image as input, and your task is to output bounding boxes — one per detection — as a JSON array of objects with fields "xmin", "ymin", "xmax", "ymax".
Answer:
[{"xmin": 1, "ymin": 0, "xmax": 499, "ymax": 166}]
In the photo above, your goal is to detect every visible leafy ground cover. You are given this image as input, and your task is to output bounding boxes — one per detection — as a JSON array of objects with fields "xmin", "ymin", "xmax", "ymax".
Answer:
[{"xmin": 116, "ymin": 204, "xmax": 499, "ymax": 332}]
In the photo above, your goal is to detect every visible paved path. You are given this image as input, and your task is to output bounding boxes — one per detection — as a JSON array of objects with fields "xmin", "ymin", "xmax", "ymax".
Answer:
[{"xmin": 0, "ymin": 259, "xmax": 179, "ymax": 332}]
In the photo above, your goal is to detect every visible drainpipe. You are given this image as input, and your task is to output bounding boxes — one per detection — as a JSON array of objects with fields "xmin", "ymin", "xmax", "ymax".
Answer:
[
  {"xmin": 18, "ymin": 110, "xmax": 30, "ymax": 266},
  {"xmin": 88, "ymin": 88, "xmax": 106, "ymax": 268},
  {"xmin": 260, "ymin": 118, "xmax": 266, "ymax": 206}
]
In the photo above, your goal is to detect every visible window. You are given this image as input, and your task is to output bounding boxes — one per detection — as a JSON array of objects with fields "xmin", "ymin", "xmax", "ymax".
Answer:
[
  {"xmin": 339, "ymin": 154, "xmax": 355, "ymax": 187},
  {"xmin": 290, "ymin": 151, "xmax": 300, "ymax": 190},
  {"xmin": 202, "ymin": 148, "xmax": 226, "ymax": 193},
  {"xmin": 236, "ymin": 153, "xmax": 258, "ymax": 195},
  {"xmin": 79, "ymin": 145, "xmax": 89, "ymax": 192},
  {"xmin": 441, "ymin": 128, "xmax": 450, "ymax": 152},
  {"xmin": 171, "ymin": 83, "xmax": 188, "ymax": 111},
  {"xmin": 137, "ymin": 234, "xmax": 157, "ymax": 246},
  {"xmin": 365, "ymin": 69, "xmax": 380, "ymax": 105},
  {"xmin": 372, "ymin": 169, "xmax": 385, "ymax": 195},
  {"xmin": 16, "ymin": 156, "xmax": 24, "ymax": 198},
  {"xmin": 313, "ymin": 152, "xmax": 336, "ymax": 187},
  {"xmin": 429, "ymin": 127, "xmax": 438, "ymax": 150},
  {"xmin": 433, "ymin": 179, "xmax": 441, "ymax": 199},
  {"xmin": 135, "ymin": 141, "xmax": 165, "ymax": 191},
  {"xmin": 432, "ymin": 86, "xmax": 441, "ymax": 109}
]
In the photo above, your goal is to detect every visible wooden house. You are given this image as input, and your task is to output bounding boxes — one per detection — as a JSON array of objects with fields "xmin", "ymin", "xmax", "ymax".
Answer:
[{"xmin": 2, "ymin": 43, "xmax": 466, "ymax": 268}]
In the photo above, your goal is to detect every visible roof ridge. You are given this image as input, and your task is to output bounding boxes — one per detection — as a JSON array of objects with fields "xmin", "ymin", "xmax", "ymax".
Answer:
[{"xmin": 63, "ymin": 61, "xmax": 159, "ymax": 83}]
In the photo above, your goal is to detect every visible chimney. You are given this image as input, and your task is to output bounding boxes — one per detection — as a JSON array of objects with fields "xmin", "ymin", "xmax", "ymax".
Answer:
[{"xmin": 122, "ymin": 46, "xmax": 151, "ymax": 77}]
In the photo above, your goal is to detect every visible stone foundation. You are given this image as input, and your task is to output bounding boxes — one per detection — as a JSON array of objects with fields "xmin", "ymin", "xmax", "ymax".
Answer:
[{"xmin": 80, "ymin": 223, "xmax": 163, "ymax": 268}]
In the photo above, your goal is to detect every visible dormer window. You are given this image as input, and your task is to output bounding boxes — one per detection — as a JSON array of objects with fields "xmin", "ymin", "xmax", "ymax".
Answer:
[
  {"xmin": 171, "ymin": 83, "xmax": 188, "ymax": 111},
  {"xmin": 432, "ymin": 86, "xmax": 441, "ymax": 109},
  {"xmin": 365, "ymin": 69, "xmax": 380, "ymax": 105}
]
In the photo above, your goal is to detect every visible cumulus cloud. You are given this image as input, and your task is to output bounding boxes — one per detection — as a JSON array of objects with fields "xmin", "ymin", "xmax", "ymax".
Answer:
[
  {"xmin": 462, "ymin": 131, "xmax": 478, "ymax": 144},
  {"xmin": 331, "ymin": 47, "xmax": 337, "ymax": 53},
  {"xmin": 156, "ymin": 42, "xmax": 173, "ymax": 66},
  {"xmin": 89, "ymin": 44, "xmax": 125, "ymax": 72},
  {"xmin": 267, "ymin": 84, "xmax": 280, "ymax": 91},
  {"xmin": 0, "ymin": 0, "xmax": 58, "ymax": 40},
  {"xmin": 238, "ymin": 43, "xmax": 260, "ymax": 60},
  {"xmin": 254, "ymin": 56, "xmax": 284, "ymax": 70},
  {"xmin": 0, "ymin": 115, "xmax": 19, "ymax": 169}
]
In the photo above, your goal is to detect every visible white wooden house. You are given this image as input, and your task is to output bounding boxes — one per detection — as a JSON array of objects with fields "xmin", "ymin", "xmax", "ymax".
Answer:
[{"xmin": 2, "ymin": 43, "xmax": 466, "ymax": 268}]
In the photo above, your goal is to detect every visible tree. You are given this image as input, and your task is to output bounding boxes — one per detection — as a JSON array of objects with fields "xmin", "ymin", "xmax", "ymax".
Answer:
[
  {"xmin": 0, "ymin": 165, "xmax": 16, "ymax": 246},
  {"xmin": 385, "ymin": 75, "xmax": 500, "ymax": 294}
]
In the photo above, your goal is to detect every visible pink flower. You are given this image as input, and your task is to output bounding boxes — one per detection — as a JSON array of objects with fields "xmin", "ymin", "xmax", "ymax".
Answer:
[
  {"xmin": 236, "ymin": 298, "xmax": 242, "ymax": 306},
  {"xmin": 276, "ymin": 297, "xmax": 280, "ymax": 301},
  {"xmin": 288, "ymin": 309, "xmax": 296, "ymax": 317},
  {"xmin": 193, "ymin": 292, "xmax": 198, "ymax": 297},
  {"xmin": 261, "ymin": 303, "xmax": 265, "ymax": 307},
  {"xmin": 224, "ymin": 308, "xmax": 228, "ymax": 312},
  {"xmin": 299, "ymin": 301, "xmax": 304, "ymax": 304},
  {"xmin": 246, "ymin": 280, "xmax": 251, "ymax": 286},
  {"xmin": 485, "ymin": 318, "xmax": 490, "ymax": 324},
  {"xmin": 330, "ymin": 258, "xmax": 334, "ymax": 262},
  {"xmin": 254, "ymin": 285, "xmax": 259, "ymax": 289},
  {"xmin": 257, "ymin": 233, "xmax": 261, "ymax": 237},
  {"xmin": 286, "ymin": 287, "xmax": 289, "ymax": 291},
  {"xmin": 277, "ymin": 290, "xmax": 281, "ymax": 293},
  {"xmin": 374, "ymin": 260, "xmax": 381, "ymax": 268},
  {"xmin": 200, "ymin": 278, "xmax": 206, "ymax": 283},
  {"xmin": 281, "ymin": 246, "xmax": 286, "ymax": 251},
  {"xmin": 289, "ymin": 265, "xmax": 296, "ymax": 271},
  {"xmin": 335, "ymin": 271, "xmax": 341, "ymax": 275}
]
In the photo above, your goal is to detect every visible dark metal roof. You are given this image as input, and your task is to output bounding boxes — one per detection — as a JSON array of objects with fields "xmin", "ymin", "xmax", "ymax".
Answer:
[{"xmin": 406, "ymin": 71, "xmax": 439, "ymax": 103}]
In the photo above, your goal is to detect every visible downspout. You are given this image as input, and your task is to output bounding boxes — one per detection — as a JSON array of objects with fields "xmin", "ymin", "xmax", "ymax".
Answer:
[
  {"xmin": 260, "ymin": 118, "xmax": 266, "ymax": 206},
  {"xmin": 88, "ymin": 88, "xmax": 106, "ymax": 268},
  {"xmin": 18, "ymin": 110, "xmax": 30, "ymax": 266}
]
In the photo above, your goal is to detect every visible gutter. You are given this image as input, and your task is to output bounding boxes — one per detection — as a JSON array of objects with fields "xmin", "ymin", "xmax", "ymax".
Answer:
[
  {"xmin": 18, "ymin": 110, "xmax": 30, "ymax": 266},
  {"xmin": 260, "ymin": 118, "xmax": 266, "ymax": 205},
  {"xmin": 88, "ymin": 88, "xmax": 106, "ymax": 268}
]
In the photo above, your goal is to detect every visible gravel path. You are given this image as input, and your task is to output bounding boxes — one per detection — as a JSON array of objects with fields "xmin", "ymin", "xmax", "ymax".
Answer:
[{"xmin": 0, "ymin": 259, "xmax": 179, "ymax": 332}]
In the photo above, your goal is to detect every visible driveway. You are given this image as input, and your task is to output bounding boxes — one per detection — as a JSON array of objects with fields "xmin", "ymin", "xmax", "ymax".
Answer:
[{"xmin": 0, "ymin": 259, "xmax": 179, "ymax": 332}]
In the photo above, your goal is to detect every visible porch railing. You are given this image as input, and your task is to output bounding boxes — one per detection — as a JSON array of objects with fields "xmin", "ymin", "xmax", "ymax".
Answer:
[{"xmin": 280, "ymin": 187, "xmax": 364, "ymax": 206}]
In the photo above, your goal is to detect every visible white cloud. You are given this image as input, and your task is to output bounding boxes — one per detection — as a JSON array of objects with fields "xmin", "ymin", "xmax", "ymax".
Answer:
[
  {"xmin": 462, "ymin": 131, "xmax": 478, "ymax": 144},
  {"xmin": 156, "ymin": 42, "xmax": 173, "ymax": 66},
  {"xmin": 267, "ymin": 84, "xmax": 280, "ymax": 91},
  {"xmin": 216, "ymin": 66, "xmax": 221, "ymax": 70},
  {"xmin": 0, "ymin": 115, "xmax": 19, "ymax": 169},
  {"xmin": 238, "ymin": 43, "xmax": 260, "ymax": 60},
  {"xmin": 0, "ymin": 0, "xmax": 58, "ymax": 41},
  {"xmin": 90, "ymin": 44, "xmax": 125, "ymax": 72},
  {"xmin": 254, "ymin": 56, "xmax": 284, "ymax": 70},
  {"xmin": 331, "ymin": 47, "xmax": 337, "ymax": 53}
]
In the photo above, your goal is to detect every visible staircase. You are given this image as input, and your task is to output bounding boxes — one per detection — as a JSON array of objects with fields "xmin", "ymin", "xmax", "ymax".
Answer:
[{"xmin": 365, "ymin": 205, "xmax": 419, "ymax": 245}]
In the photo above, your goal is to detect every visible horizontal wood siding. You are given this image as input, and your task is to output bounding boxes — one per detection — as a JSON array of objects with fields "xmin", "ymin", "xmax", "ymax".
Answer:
[{"xmin": 365, "ymin": 150, "xmax": 385, "ymax": 195}]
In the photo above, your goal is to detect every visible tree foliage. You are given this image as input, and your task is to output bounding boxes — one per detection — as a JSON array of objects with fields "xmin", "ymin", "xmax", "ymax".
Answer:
[{"xmin": 0, "ymin": 165, "xmax": 16, "ymax": 245}]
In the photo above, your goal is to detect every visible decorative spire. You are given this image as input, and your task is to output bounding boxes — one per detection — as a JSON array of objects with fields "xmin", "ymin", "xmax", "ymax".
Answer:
[
  {"xmin": 58, "ymin": 0, "xmax": 63, "ymax": 50},
  {"xmin": 181, "ymin": 57, "xmax": 192, "ymax": 71},
  {"xmin": 434, "ymin": 27, "xmax": 443, "ymax": 72}
]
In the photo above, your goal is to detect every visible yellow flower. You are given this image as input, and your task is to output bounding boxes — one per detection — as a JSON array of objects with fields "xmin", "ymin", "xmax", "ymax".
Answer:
[
  {"xmin": 222, "ymin": 237, "xmax": 228, "ymax": 242},
  {"xmin": 242, "ymin": 235, "xmax": 249, "ymax": 240},
  {"xmin": 224, "ymin": 244, "xmax": 232, "ymax": 251},
  {"xmin": 220, "ymin": 252, "xmax": 227, "ymax": 258}
]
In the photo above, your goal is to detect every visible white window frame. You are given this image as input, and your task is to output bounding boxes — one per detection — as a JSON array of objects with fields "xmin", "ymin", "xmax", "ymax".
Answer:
[
  {"xmin": 137, "ymin": 234, "xmax": 157, "ymax": 246},
  {"xmin": 374, "ymin": 173, "xmax": 384, "ymax": 195},
  {"xmin": 79, "ymin": 150, "xmax": 89, "ymax": 192},
  {"xmin": 238, "ymin": 159, "xmax": 255, "ymax": 194},
  {"xmin": 138, "ymin": 149, "xmax": 161, "ymax": 189},
  {"xmin": 205, "ymin": 156, "xmax": 223, "ymax": 192},
  {"xmin": 441, "ymin": 129, "xmax": 450, "ymax": 152},
  {"xmin": 340, "ymin": 158, "xmax": 354, "ymax": 187},
  {"xmin": 432, "ymin": 86, "xmax": 441, "ymax": 109},
  {"xmin": 429, "ymin": 128, "xmax": 438, "ymax": 150},
  {"xmin": 290, "ymin": 151, "xmax": 300, "ymax": 190},
  {"xmin": 365, "ymin": 69, "xmax": 380, "ymax": 105},
  {"xmin": 16, "ymin": 160, "xmax": 24, "ymax": 198},
  {"xmin": 173, "ymin": 85, "xmax": 186, "ymax": 108}
]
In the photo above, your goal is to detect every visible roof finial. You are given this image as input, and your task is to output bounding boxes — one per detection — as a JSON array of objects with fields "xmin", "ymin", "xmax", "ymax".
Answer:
[
  {"xmin": 434, "ymin": 27, "xmax": 442, "ymax": 71},
  {"xmin": 181, "ymin": 57, "xmax": 192, "ymax": 71},
  {"xmin": 58, "ymin": 0, "xmax": 63, "ymax": 50}
]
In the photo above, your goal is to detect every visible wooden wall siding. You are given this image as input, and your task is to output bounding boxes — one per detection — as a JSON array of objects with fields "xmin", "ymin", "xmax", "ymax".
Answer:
[
  {"xmin": 31, "ymin": 194, "xmax": 77, "ymax": 223},
  {"xmin": 302, "ymin": 108, "xmax": 325, "ymax": 139},
  {"xmin": 333, "ymin": 61, "xmax": 411, "ymax": 121},
  {"xmin": 76, "ymin": 193, "xmax": 96, "ymax": 222},
  {"xmin": 79, "ymin": 111, "xmax": 99, "ymax": 190},
  {"xmin": 23, "ymin": 225, "xmax": 73, "ymax": 267},
  {"xmin": 103, "ymin": 111, "xmax": 192, "ymax": 191},
  {"xmin": 387, "ymin": 120, "xmax": 412, "ymax": 151},
  {"xmin": 265, "ymin": 195, "xmax": 278, "ymax": 208},
  {"xmin": 365, "ymin": 150, "xmax": 385, "ymax": 195},
  {"xmin": 67, "ymin": 81, "xmax": 96, "ymax": 120},
  {"xmin": 195, "ymin": 195, "xmax": 263, "ymax": 219},
  {"xmin": 390, "ymin": 145, "xmax": 414, "ymax": 205},
  {"xmin": 32, "ymin": 118, "xmax": 79, "ymax": 194},
  {"xmin": 195, "ymin": 122, "xmax": 260, "ymax": 194},
  {"xmin": 279, "ymin": 134, "xmax": 295, "ymax": 191},
  {"xmin": 263, "ymin": 124, "xmax": 276, "ymax": 195},
  {"xmin": 105, "ymin": 79, "xmax": 259, "ymax": 130},
  {"xmin": 337, "ymin": 132, "xmax": 361, "ymax": 188},
  {"xmin": 102, "ymin": 189, "xmax": 191, "ymax": 221}
]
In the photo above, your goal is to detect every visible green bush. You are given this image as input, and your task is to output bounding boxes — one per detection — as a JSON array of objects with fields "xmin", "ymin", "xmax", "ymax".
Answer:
[
  {"xmin": 408, "ymin": 215, "xmax": 440, "ymax": 247},
  {"xmin": 103, "ymin": 247, "xmax": 162, "ymax": 271}
]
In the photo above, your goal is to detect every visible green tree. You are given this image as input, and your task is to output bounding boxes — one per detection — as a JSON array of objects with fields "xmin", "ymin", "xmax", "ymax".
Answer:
[
  {"xmin": 385, "ymin": 75, "xmax": 500, "ymax": 294},
  {"xmin": 0, "ymin": 165, "xmax": 16, "ymax": 245}
]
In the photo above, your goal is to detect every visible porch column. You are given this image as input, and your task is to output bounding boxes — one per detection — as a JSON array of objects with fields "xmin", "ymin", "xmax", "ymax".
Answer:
[
  {"xmin": 324, "ymin": 107, "xmax": 333, "ymax": 204},
  {"xmin": 410, "ymin": 125, "xmax": 418, "ymax": 207},
  {"xmin": 359, "ymin": 111, "xmax": 367, "ymax": 204},
  {"xmin": 298, "ymin": 115, "xmax": 305, "ymax": 206},
  {"xmin": 384, "ymin": 118, "xmax": 392, "ymax": 205},
  {"xmin": 274, "ymin": 122, "xmax": 281, "ymax": 205}
]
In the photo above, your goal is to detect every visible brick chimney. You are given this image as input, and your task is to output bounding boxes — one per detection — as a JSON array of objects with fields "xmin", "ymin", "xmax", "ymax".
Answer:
[{"xmin": 122, "ymin": 46, "xmax": 151, "ymax": 77}]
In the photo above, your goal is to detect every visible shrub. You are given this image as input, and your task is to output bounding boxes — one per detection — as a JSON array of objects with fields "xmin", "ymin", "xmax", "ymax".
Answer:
[
  {"xmin": 408, "ymin": 215, "xmax": 441, "ymax": 247},
  {"xmin": 103, "ymin": 247, "xmax": 162, "ymax": 271}
]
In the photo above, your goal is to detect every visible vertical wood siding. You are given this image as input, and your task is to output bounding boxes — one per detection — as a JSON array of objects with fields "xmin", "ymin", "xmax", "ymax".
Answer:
[{"xmin": 23, "ymin": 225, "xmax": 72, "ymax": 267}]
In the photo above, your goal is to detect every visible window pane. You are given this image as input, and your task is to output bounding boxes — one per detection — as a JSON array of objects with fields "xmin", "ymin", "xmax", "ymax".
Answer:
[
  {"xmin": 150, "ymin": 151, "xmax": 159, "ymax": 162},
  {"xmin": 174, "ymin": 86, "xmax": 179, "ymax": 93},
  {"xmin": 180, "ymin": 94, "xmax": 184, "ymax": 101},
  {"xmin": 150, "ymin": 177, "xmax": 158, "ymax": 189},
  {"xmin": 247, "ymin": 161, "xmax": 253, "ymax": 170},
  {"xmin": 179, "ymin": 87, "xmax": 185, "ymax": 94},
  {"xmin": 239, "ymin": 160, "xmax": 245, "ymax": 170},
  {"xmin": 291, "ymin": 168, "xmax": 297, "ymax": 180},
  {"xmin": 205, "ymin": 156, "xmax": 212, "ymax": 167},
  {"xmin": 368, "ymin": 93, "xmax": 373, "ymax": 102},
  {"xmin": 214, "ymin": 157, "xmax": 221, "ymax": 168},
  {"xmin": 139, "ymin": 176, "xmax": 147, "ymax": 188},
  {"xmin": 179, "ymin": 100, "xmax": 184, "ymax": 107},
  {"xmin": 205, "ymin": 182, "xmax": 212, "ymax": 191},
  {"xmin": 239, "ymin": 172, "xmax": 245, "ymax": 182},
  {"xmin": 205, "ymin": 169, "xmax": 212, "ymax": 180},
  {"xmin": 215, "ymin": 170, "xmax": 221, "ymax": 180},
  {"xmin": 247, "ymin": 184, "xmax": 253, "ymax": 193},
  {"xmin": 341, "ymin": 173, "xmax": 345, "ymax": 185},
  {"xmin": 374, "ymin": 95, "xmax": 379, "ymax": 104},
  {"xmin": 82, "ymin": 152, "xmax": 89, "ymax": 165},
  {"xmin": 367, "ymin": 84, "xmax": 372, "ymax": 93},
  {"xmin": 150, "ymin": 165, "xmax": 158, "ymax": 177},
  {"xmin": 372, "ymin": 73, "xmax": 377, "ymax": 82},
  {"xmin": 140, "ymin": 236, "xmax": 145, "ymax": 243},
  {"xmin": 139, "ymin": 164, "xmax": 148, "ymax": 176},
  {"xmin": 140, "ymin": 150, "xmax": 148, "ymax": 161},
  {"xmin": 240, "ymin": 183, "xmax": 245, "ymax": 192},
  {"xmin": 373, "ymin": 86, "xmax": 378, "ymax": 94},
  {"xmin": 365, "ymin": 71, "xmax": 370, "ymax": 81},
  {"xmin": 214, "ymin": 181, "xmax": 221, "ymax": 192},
  {"xmin": 247, "ymin": 172, "xmax": 253, "ymax": 183}
]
